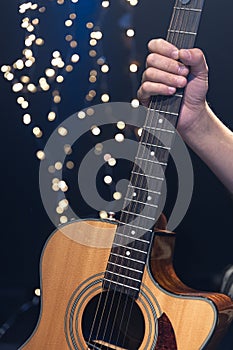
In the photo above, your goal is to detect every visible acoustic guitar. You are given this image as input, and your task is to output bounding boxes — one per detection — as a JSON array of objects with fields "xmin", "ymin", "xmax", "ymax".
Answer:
[{"xmin": 20, "ymin": 0, "xmax": 233, "ymax": 349}]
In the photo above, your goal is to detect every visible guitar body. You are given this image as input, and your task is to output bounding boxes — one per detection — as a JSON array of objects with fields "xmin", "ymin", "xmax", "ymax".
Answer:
[{"xmin": 20, "ymin": 219, "xmax": 233, "ymax": 350}]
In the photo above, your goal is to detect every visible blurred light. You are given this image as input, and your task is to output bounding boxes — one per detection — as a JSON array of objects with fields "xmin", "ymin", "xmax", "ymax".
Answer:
[
  {"xmin": 65, "ymin": 20, "xmax": 73, "ymax": 27},
  {"xmin": 36, "ymin": 150, "xmax": 45, "ymax": 160},
  {"xmin": 66, "ymin": 161, "xmax": 74, "ymax": 169},
  {"xmin": 101, "ymin": 64, "xmax": 109, "ymax": 73},
  {"xmin": 12, "ymin": 83, "xmax": 24, "ymax": 92},
  {"xmin": 104, "ymin": 175, "xmax": 112, "ymax": 184},
  {"xmin": 45, "ymin": 68, "xmax": 56, "ymax": 78},
  {"xmin": 113, "ymin": 192, "xmax": 122, "ymax": 200},
  {"xmin": 60, "ymin": 216, "xmax": 68, "ymax": 224},
  {"xmin": 23, "ymin": 113, "xmax": 31, "ymax": 124},
  {"xmin": 101, "ymin": 93, "xmax": 110, "ymax": 102},
  {"xmin": 58, "ymin": 127, "xmax": 68, "ymax": 136},
  {"xmin": 78, "ymin": 111, "xmax": 86, "ymax": 119},
  {"xmin": 91, "ymin": 125, "xmax": 101, "ymax": 136},
  {"xmin": 99, "ymin": 210, "xmax": 108, "ymax": 219},
  {"xmin": 102, "ymin": 1, "xmax": 110, "ymax": 8},
  {"xmin": 71, "ymin": 54, "xmax": 80, "ymax": 63},
  {"xmin": 126, "ymin": 29, "xmax": 135, "ymax": 37},
  {"xmin": 115, "ymin": 133, "xmax": 124, "ymax": 142},
  {"xmin": 86, "ymin": 22, "xmax": 94, "ymax": 29},
  {"xmin": 108, "ymin": 158, "xmax": 116, "ymax": 166},
  {"xmin": 129, "ymin": 63, "xmax": 138, "ymax": 72},
  {"xmin": 34, "ymin": 288, "xmax": 41, "ymax": 297},
  {"xmin": 131, "ymin": 98, "xmax": 140, "ymax": 108},
  {"xmin": 117, "ymin": 121, "xmax": 125, "ymax": 130},
  {"xmin": 33, "ymin": 126, "xmax": 43, "ymax": 138}
]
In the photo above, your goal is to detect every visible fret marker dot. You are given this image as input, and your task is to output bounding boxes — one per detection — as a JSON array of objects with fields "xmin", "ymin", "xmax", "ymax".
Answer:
[
  {"xmin": 158, "ymin": 118, "xmax": 163, "ymax": 123},
  {"xmin": 126, "ymin": 250, "xmax": 131, "ymax": 256},
  {"xmin": 131, "ymin": 230, "xmax": 136, "ymax": 235},
  {"xmin": 150, "ymin": 151, "xmax": 155, "ymax": 156},
  {"xmin": 147, "ymin": 196, "xmax": 152, "ymax": 201},
  {"xmin": 133, "ymin": 192, "xmax": 136, "ymax": 197}
]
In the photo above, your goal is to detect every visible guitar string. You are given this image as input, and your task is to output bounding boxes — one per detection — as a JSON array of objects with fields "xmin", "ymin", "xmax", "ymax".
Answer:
[
  {"xmin": 98, "ymin": 1, "xmax": 186, "ymax": 348},
  {"xmin": 116, "ymin": 1, "xmax": 203, "ymax": 348},
  {"xmin": 85, "ymin": 1, "xmax": 202, "ymax": 348},
  {"xmin": 101, "ymin": 1, "xmax": 186, "ymax": 348}
]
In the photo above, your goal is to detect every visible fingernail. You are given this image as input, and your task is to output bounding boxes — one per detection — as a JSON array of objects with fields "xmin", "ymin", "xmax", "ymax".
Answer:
[
  {"xmin": 171, "ymin": 50, "xmax": 179, "ymax": 59},
  {"xmin": 168, "ymin": 86, "xmax": 176, "ymax": 94}
]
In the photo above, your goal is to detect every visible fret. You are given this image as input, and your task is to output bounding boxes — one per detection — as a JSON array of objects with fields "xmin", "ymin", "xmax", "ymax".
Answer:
[
  {"xmin": 117, "ymin": 221, "xmax": 153, "ymax": 233},
  {"xmin": 168, "ymin": 29, "xmax": 196, "ymax": 36},
  {"xmin": 103, "ymin": 279, "xmax": 139, "ymax": 292},
  {"xmin": 115, "ymin": 231, "xmax": 150, "ymax": 244},
  {"xmin": 105, "ymin": 270, "xmax": 141, "ymax": 283},
  {"xmin": 131, "ymin": 171, "xmax": 164, "ymax": 181},
  {"xmin": 107, "ymin": 261, "xmax": 143, "ymax": 274},
  {"xmin": 110, "ymin": 252, "xmax": 146, "ymax": 265},
  {"xmin": 140, "ymin": 141, "xmax": 171, "ymax": 151},
  {"xmin": 128, "ymin": 184, "xmax": 161, "ymax": 195},
  {"xmin": 144, "ymin": 126, "xmax": 175, "ymax": 134},
  {"xmin": 112, "ymin": 242, "xmax": 148, "ymax": 254},
  {"xmin": 174, "ymin": 7, "xmax": 202, "ymax": 12},
  {"xmin": 125, "ymin": 197, "xmax": 159, "ymax": 209},
  {"xmin": 135, "ymin": 156, "xmax": 167, "ymax": 167}
]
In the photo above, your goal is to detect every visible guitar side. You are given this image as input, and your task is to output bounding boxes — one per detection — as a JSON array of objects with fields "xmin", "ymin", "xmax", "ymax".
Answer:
[{"xmin": 19, "ymin": 219, "xmax": 233, "ymax": 350}]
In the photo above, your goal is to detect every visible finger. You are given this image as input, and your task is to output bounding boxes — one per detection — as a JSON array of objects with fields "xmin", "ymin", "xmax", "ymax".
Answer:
[
  {"xmin": 137, "ymin": 81, "xmax": 176, "ymax": 105},
  {"xmin": 179, "ymin": 48, "xmax": 208, "ymax": 77},
  {"xmin": 142, "ymin": 67, "xmax": 187, "ymax": 89},
  {"xmin": 146, "ymin": 53, "xmax": 189, "ymax": 77},
  {"xmin": 148, "ymin": 38, "xmax": 179, "ymax": 60}
]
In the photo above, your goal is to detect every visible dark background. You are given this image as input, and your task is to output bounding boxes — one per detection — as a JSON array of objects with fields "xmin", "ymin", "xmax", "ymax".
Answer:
[{"xmin": 0, "ymin": 0, "xmax": 232, "ymax": 349}]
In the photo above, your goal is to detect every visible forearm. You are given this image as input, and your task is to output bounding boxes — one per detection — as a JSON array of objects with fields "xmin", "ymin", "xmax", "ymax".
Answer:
[{"xmin": 181, "ymin": 103, "xmax": 233, "ymax": 194}]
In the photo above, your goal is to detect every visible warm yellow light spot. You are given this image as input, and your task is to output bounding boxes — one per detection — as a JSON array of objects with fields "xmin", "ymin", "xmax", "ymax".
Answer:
[
  {"xmin": 91, "ymin": 31, "xmax": 103, "ymax": 40},
  {"xmin": 53, "ymin": 51, "xmax": 60, "ymax": 58},
  {"xmin": 56, "ymin": 206, "xmax": 64, "ymax": 214},
  {"xmin": 64, "ymin": 144, "xmax": 72, "ymax": 155},
  {"xmin": 5, "ymin": 72, "xmax": 14, "ymax": 81},
  {"xmin": 65, "ymin": 19, "xmax": 73, "ymax": 27},
  {"xmin": 54, "ymin": 95, "xmax": 61, "ymax": 104},
  {"xmin": 1, "ymin": 65, "xmax": 10, "ymax": 73},
  {"xmin": 23, "ymin": 114, "xmax": 31, "ymax": 125},
  {"xmin": 14, "ymin": 59, "xmax": 24, "ymax": 70},
  {"xmin": 58, "ymin": 181, "xmax": 68, "ymax": 192},
  {"xmin": 34, "ymin": 288, "xmax": 41, "ymax": 297},
  {"xmin": 21, "ymin": 100, "xmax": 29, "ymax": 109},
  {"xmin": 48, "ymin": 111, "xmax": 56, "ymax": 121},
  {"xmin": 113, "ymin": 192, "xmax": 122, "ymax": 200},
  {"xmin": 101, "ymin": 94, "xmax": 110, "ymax": 103},
  {"xmin": 115, "ymin": 133, "xmax": 124, "ymax": 142},
  {"xmin": 27, "ymin": 83, "xmax": 37, "ymax": 93},
  {"xmin": 101, "ymin": 64, "xmax": 109, "ymax": 73},
  {"xmin": 91, "ymin": 125, "xmax": 101, "ymax": 136},
  {"xmin": 48, "ymin": 166, "xmax": 56, "ymax": 174},
  {"xmin": 87, "ymin": 108, "xmax": 95, "ymax": 116},
  {"xmin": 56, "ymin": 75, "xmax": 64, "ymax": 83},
  {"xmin": 104, "ymin": 153, "xmax": 111, "ymax": 162},
  {"xmin": 89, "ymin": 76, "xmax": 96, "ymax": 83},
  {"xmin": 55, "ymin": 162, "xmax": 62, "ymax": 170},
  {"xmin": 77, "ymin": 111, "xmax": 86, "ymax": 119},
  {"xmin": 21, "ymin": 75, "xmax": 30, "ymax": 83},
  {"xmin": 36, "ymin": 150, "xmax": 45, "ymax": 160},
  {"xmin": 12, "ymin": 83, "xmax": 23, "ymax": 93},
  {"xmin": 138, "ymin": 128, "xmax": 143, "ymax": 136},
  {"xmin": 89, "ymin": 50, "xmax": 97, "ymax": 57},
  {"xmin": 99, "ymin": 210, "xmax": 108, "ymax": 219},
  {"xmin": 45, "ymin": 68, "xmax": 56, "ymax": 78},
  {"xmin": 59, "ymin": 199, "xmax": 69, "ymax": 209},
  {"xmin": 58, "ymin": 127, "xmax": 68, "ymax": 136},
  {"xmin": 90, "ymin": 39, "xmax": 97, "ymax": 46},
  {"xmin": 71, "ymin": 54, "xmax": 80, "ymax": 63},
  {"xmin": 60, "ymin": 216, "xmax": 68, "ymax": 224},
  {"xmin": 108, "ymin": 158, "xmax": 117, "ymax": 166},
  {"xmin": 102, "ymin": 1, "xmax": 110, "ymax": 8},
  {"xmin": 126, "ymin": 29, "xmax": 135, "ymax": 37},
  {"xmin": 65, "ymin": 65, "xmax": 73, "ymax": 72},
  {"xmin": 32, "ymin": 18, "xmax": 39, "ymax": 25},
  {"xmin": 131, "ymin": 98, "xmax": 140, "ymax": 108},
  {"xmin": 104, "ymin": 175, "xmax": 112, "ymax": 184},
  {"xmin": 65, "ymin": 35, "xmax": 72, "ymax": 41},
  {"xmin": 129, "ymin": 63, "xmax": 138, "ymax": 72},
  {"xmin": 69, "ymin": 13, "xmax": 76, "ymax": 20},
  {"xmin": 17, "ymin": 97, "xmax": 24, "ymax": 104},
  {"xmin": 66, "ymin": 161, "xmax": 74, "ymax": 169},
  {"xmin": 35, "ymin": 38, "xmax": 44, "ymax": 46},
  {"xmin": 86, "ymin": 22, "xmax": 94, "ymax": 29},
  {"xmin": 117, "ymin": 121, "xmax": 126, "ymax": 130},
  {"xmin": 33, "ymin": 127, "xmax": 43, "ymax": 138},
  {"xmin": 70, "ymin": 40, "xmax": 77, "ymax": 48}
]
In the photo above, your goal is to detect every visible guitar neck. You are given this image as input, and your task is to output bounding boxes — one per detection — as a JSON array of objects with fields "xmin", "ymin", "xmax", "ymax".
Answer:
[{"xmin": 103, "ymin": 0, "xmax": 205, "ymax": 298}]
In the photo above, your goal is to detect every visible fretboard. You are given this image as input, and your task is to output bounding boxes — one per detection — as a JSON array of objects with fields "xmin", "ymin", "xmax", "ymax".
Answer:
[{"xmin": 103, "ymin": 0, "xmax": 205, "ymax": 298}]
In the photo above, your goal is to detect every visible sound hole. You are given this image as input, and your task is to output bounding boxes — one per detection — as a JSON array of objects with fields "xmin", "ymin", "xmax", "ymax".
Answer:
[{"xmin": 82, "ymin": 290, "xmax": 145, "ymax": 350}]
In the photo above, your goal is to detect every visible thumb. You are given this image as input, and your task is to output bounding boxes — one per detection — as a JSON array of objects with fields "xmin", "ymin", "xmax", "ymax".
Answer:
[{"xmin": 179, "ymin": 48, "xmax": 208, "ymax": 78}]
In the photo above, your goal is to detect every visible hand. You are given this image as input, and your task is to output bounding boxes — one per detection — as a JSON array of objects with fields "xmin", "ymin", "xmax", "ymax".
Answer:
[{"xmin": 137, "ymin": 38, "xmax": 209, "ymax": 136}]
